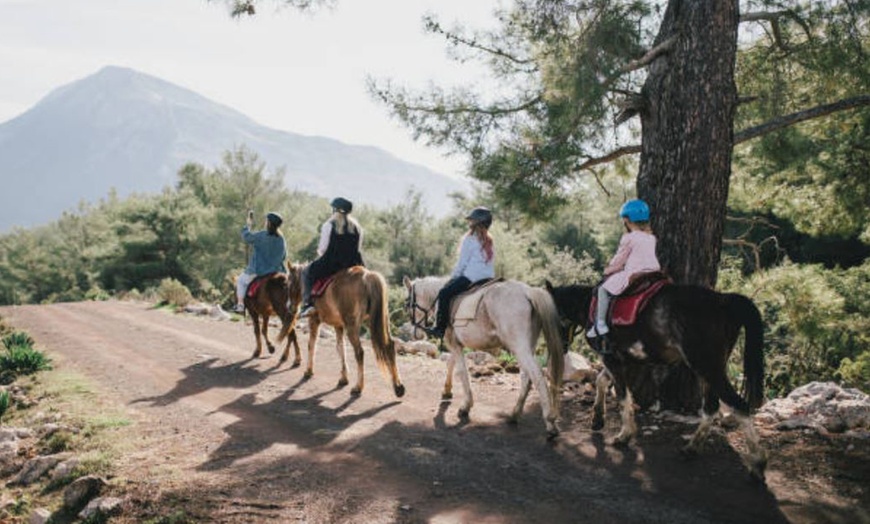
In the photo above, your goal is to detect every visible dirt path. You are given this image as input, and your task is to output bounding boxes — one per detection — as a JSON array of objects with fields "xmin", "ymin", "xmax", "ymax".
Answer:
[{"xmin": 1, "ymin": 301, "xmax": 867, "ymax": 523}]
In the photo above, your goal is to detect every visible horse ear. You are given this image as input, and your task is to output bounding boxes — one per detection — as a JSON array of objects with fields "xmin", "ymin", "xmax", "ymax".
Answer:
[{"xmin": 402, "ymin": 275, "xmax": 412, "ymax": 290}]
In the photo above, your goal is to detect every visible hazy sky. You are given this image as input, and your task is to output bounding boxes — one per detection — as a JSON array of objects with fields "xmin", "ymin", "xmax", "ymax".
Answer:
[{"xmin": 0, "ymin": 0, "xmax": 502, "ymax": 179}]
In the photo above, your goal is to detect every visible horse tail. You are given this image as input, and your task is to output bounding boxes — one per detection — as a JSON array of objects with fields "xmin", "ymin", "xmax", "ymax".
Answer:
[
  {"xmin": 727, "ymin": 293, "xmax": 765, "ymax": 411},
  {"xmin": 527, "ymin": 287, "xmax": 565, "ymax": 408},
  {"xmin": 363, "ymin": 270, "xmax": 397, "ymax": 379}
]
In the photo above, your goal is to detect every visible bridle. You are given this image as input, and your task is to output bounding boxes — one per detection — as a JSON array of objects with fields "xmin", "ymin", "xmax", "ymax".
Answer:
[{"xmin": 405, "ymin": 281, "xmax": 436, "ymax": 337}]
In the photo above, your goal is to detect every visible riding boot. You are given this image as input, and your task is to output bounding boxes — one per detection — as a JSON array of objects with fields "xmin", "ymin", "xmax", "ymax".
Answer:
[{"xmin": 298, "ymin": 266, "xmax": 315, "ymax": 317}]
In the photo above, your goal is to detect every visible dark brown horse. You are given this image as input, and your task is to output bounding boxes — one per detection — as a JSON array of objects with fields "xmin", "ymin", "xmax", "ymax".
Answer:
[
  {"xmin": 280, "ymin": 266, "xmax": 405, "ymax": 398},
  {"xmin": 545, "ymin": 279, "xmax": 768, "ymax": 481},
  {"xmin": 243, "ymin": 266, "xmax": 302, "ymax": 367}
]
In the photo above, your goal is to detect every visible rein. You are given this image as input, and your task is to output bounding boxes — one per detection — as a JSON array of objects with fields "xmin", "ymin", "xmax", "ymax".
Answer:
[{"xmin": 406, "ymin": 282, "xmax": 436, "ymax": 336}]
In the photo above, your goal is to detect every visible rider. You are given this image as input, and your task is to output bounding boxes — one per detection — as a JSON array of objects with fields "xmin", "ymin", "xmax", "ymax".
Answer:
[
  {"xmin": 424, "ymin": 206, "xmax": 496, "ymax": 339},
  {"xmin": 587, "ymin": 198, "xmax": 660, "ymax": 339},
  {"xmin": 235, "ymin": 210, "xmax": 287, "ymax": 313},
  {"xmin": 298, "ymin": 197, "xmax": 365, "ymax": 317}
]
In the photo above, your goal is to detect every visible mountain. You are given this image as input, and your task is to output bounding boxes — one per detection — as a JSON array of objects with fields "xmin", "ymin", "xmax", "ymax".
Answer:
[{"xmin": 0, "ymin": 66, "xmax": 467, "ymax": 232}]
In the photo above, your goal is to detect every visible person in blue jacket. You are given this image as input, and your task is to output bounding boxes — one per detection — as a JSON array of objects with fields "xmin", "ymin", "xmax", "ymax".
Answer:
[
  {"xmin": 425, "ymin": 207, "xmax": 495, "ymax": 338},
  {"xmin": 234, "ymin": 211, "xmax": 287, "ymax": 313}
]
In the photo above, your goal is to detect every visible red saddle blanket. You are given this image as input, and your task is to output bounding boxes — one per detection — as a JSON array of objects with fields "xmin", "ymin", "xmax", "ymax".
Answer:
[
  {"xmin": 312, "ymin": 275, "xmax": 337, "ymax": 298},
  {"xmin": 246, "ymin": 273, "xmax": 277, "ymax": 298},
  {"xmin": 588, "ymin": 273, "xmax": 671, "ymax": 327}
]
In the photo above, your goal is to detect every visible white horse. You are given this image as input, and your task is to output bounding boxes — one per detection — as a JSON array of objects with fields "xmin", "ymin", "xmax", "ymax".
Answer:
[{"xmin": 403, "ymin": 276, "xmax": 564, "ymax": 438}]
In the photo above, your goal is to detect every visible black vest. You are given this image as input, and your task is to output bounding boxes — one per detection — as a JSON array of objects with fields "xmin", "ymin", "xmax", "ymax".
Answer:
[{"xmin": 309, "ymin": 223, "xmax": 364, "ymax": 281}]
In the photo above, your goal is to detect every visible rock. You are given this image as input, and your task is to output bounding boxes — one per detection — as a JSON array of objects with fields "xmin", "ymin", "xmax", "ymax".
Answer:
[
  {"xmin": 50, "ymin": 457, "xmax": 81, "ymax": 483},
  {"xmin": 63, "ymin": 475, "xmax": 107, "ymax": 511},
  {"xmin": 400, "ymin": 340, "xmax": 439, "ymax": 358},
  {"xmin": 563, "ymin": 352, "xmax": 596, "ymax": 383},
  {"xmin": 28, "ymin": 507, "xmax": 52, "ymax": 524},
  {"xmin": 78, "ymin": 496, "xmax": 124, "ymax": 520},
  {"xmin": 8, "ymin": 454, "xmax": 67, "ymax": 486},
  {"xmin": 466, "ymin": 351, "xmax": 496, "ymax": 366},
  {"xmin": 209, "ymin": 305, "xmax": 231, "ymax": 321},
  {"xmin": 757, "ymin": 381, "xmax": 870, "ymax": 434},
  {"xmin": 0, "ymin": 427, "xmax": 34, "ymax": 442}
]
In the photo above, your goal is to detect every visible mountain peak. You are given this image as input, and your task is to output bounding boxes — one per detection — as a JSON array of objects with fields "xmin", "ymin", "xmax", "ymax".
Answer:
[{"xmin": 0, "ymin": 66, "xmax": 466, "ymax": 231}]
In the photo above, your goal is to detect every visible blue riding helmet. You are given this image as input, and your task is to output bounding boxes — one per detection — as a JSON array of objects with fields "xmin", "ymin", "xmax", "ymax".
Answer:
[
  {"xmin": 619, "ymin": 199, "xmax": 650, "ymax": 222},
  {"xmin": 266, "ymin": 212, "xmax": 283, "ymax": 227}
]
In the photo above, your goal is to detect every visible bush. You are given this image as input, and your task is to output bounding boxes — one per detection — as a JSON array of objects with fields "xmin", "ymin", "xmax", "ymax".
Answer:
[
  {"xmin": 157, "ymin": 278, "xmax": 194, "ymax": 308},
  {"xmin": 0, "ymin": 344, "xmax": 53, "ymax": 379},
  {"xmin": 0, "ymin": 390, "xmax": 10, "ymax": 422},
  {"xmin": 2, "ymin": 331, "xmax": 34, "ymax": 349}
]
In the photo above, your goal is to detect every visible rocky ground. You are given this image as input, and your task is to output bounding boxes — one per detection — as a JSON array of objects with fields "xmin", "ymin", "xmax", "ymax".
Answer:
[{"xmin": 0, "ymin": 300, "xmax": 868, "ymax": 523}]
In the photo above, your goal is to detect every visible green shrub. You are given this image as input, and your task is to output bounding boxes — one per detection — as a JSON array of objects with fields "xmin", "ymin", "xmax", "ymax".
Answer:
[
  {"xmin": 85, "ymin": 285, "xmax": 111, "ymax": 301},
  {"xmin": 0, "ymin": 390, "xmax": 10, "ymax": 422},
  {"xmin": 838, "ymin": 351, "xmax": 870, "ymax": 392},
  {"xmin": 157, "ymin": 278, "xmax": 194, "ymax": 308},
  {"xmin": 0, "ymin": 344, "xmax": 53, "ymax": 378},
  {"xmin": 2, "ymin": 331, "xmax": 34, "ymax": 349}
]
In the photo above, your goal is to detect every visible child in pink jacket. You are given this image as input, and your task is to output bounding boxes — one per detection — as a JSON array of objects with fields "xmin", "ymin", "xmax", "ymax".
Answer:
[{"xmin": 588, "ymin": 199, "xmax": 661, "ymax": 338}]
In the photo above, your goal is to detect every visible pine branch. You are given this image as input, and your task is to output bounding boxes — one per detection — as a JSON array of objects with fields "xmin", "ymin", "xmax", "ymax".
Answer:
[{"xmin": 578, "ymin": 95, "xmax": 870, "ymax": 172}]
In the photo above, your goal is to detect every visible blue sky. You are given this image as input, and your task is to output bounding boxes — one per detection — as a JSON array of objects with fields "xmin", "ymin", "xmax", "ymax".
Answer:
[{"xmin": 0, "ymin": 0, "xmax": 501, "ymax": 179}]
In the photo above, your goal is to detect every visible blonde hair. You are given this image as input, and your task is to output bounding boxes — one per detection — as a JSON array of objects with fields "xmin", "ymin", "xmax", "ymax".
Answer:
[{"xmin": 331, "ymin": 212, "xmax": 361, "ymax": 235}]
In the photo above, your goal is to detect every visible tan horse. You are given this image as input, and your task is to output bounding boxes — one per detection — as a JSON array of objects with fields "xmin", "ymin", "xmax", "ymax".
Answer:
[
  {"xmin": 280, "ymin": 266, "xmax": 405, "ymax": 398},
  {"xmin": 242, "ymin": 267, "xmax": 302, "ymax": 367},
  {"xmin": 403, "ymin": 276, "xmax": 564, "ymax": 438}
]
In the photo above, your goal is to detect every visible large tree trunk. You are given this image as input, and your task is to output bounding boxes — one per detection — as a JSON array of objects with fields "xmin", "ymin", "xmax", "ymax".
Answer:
[{"xmin": 632, "ymin": 0, "xmax": 740, "ymax": 411}]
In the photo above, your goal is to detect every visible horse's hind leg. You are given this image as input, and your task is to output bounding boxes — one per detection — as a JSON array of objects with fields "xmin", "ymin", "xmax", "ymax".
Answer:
[
  {"xmin": 262, "ymin": 315, "xmax": 275, "ymax": 355},
  {"xmin": 513, "ymin": 343, "xmax": 560, "ymax": 438},
  {"xmin": 441, "ymin": 352, "xmax": 455, "ymax": 400},
  {"xmin": 344, "ymin": 327, "xmax": 366, "ymax": 396},
  {"xmin": 304, "ymin": 318, "xmax": 321, "ymax": 379},
  {"xmin": 592, "ymin": 369, "xmax": 612, "ymax": 431},
  {"xmin": 683, "ymin": 380, "xmax": 720, "ymax": 456},
  {"xmin": 333, "ymin": 326, "xmax": 350, "ymax": 389},
  {"xmin": 706, "ymin": 370, "xmax": 768, "ymax": 481},
  {"xmin": 510, "ymin": 369, "xmax": 531, "ymax": 424},
  {"xmin": 250, "ymin": 311, "xmax": 264, "ymax": 359},
  {"xmin": 450, "ymin": 343, "xmax": 474, "ymax": 419},
  {"xmin": 285, "ymin": 329, "xmax": 301, "ymax": 368}
]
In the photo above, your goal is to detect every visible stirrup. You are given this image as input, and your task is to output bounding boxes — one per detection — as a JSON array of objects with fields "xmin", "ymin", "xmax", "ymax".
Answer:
[{"xmin": 298, "ymin": 304, "xmax": 315, "ymax": 318}]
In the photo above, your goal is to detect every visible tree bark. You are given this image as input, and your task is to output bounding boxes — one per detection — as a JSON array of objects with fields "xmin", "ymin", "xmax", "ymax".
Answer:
[{"xmin": 632, "ymin": 0, "xmax": 741, "ymax": 411}]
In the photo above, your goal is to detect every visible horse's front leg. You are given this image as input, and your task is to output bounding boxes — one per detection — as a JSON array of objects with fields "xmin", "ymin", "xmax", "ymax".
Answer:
[
  {"xmin": 441, "ymin": 350, "xmax": 455, "ymax": 400},
  {"xmin": 592, "ymin": 368, "xmax": 612, "ymax": 431},
  {"xmin": 304, "ymin": 318, "xmax": 321, "ymax": 379},
  {"xmin": 284, "ymin": 329, "xmax": 302, "ymax": 368},
  {"xmin": 333, "ymin": 326, "xmax": 350, "ymax": 389},
  {"xmin": 344, "ymin": 326, "xmax": 365, "ymax": 396}
]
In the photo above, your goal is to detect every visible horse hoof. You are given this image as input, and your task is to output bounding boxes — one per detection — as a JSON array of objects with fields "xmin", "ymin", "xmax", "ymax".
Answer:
[
  {"xmin": 350, "ymin": 387, "xmax": 362, "ymax": 397},
  {"xmin": 394, "ymin": 384, "xmax": 406, "ymax": 398},
  {"xmin": 267, "ymin": 345, "xmax": 275, "ymax": 355},
  {"xmin": 291, "ymin": 360, "xmax": 301, "ymax": 369},
  {"xmin": 337, "ymin": 378, "xmax": 349, "ymax": 388},
  {"xmin": 457, "ymin": 409, "xmax": 470, "ymax": 421},
  {"xmin": 441, "ymin": 392, "xmax": 453, "ymax": 401},
  {"xmin": 303, "ymin": 371, "xmax": 313, "ymax": 380}
]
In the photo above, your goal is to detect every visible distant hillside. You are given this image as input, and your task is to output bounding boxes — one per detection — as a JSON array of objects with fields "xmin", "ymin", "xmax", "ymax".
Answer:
[{"xmin": 0, "ymin": 66, "xmax": 467, "ymax": 232}]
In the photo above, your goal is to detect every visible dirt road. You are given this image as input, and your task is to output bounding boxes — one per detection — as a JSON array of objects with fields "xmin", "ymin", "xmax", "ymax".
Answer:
[{"xmin": 1, "ymin": 301, "xmax": 866, "ymax": 523}]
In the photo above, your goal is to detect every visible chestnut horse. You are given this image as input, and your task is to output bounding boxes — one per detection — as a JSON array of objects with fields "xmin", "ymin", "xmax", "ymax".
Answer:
[
  {"xmin": 403, "ymin": 276, "xmax": 564, "ymax": 438},
  {"xmin": 545, "ymin": 280, "xmax": 768, "ymax": 481},
  {"xmin": 243, "ymin": 267, "xmax": 302, "ymax": 367},
  {"xmin": 279, "ymin": 266, "xmax": 405, "ymax": 398}
]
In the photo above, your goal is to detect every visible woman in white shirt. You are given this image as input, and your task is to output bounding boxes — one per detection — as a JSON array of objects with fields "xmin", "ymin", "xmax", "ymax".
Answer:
[{"xmin": 425, "ymin": 207, "xmax": 495, "ymax": 338}]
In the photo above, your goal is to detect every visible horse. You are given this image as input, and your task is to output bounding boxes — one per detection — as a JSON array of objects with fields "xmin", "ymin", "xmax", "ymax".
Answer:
[
  {"xmin": 242, "ymin": 266, "xmax": 302, "ymax": 367},
  {"xmin": 403, "ymin": 276, "xmax": 564, "ymax": 438},
  {"xmin": 544, "ymin": 278, "xmax": 768, "ymax": 481},
  {"xmin": 279, "ymin": 266, "xmax": 405, "ymax": 398}
]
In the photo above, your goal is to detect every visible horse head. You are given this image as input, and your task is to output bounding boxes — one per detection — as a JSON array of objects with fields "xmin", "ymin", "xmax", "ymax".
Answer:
[
  {"xmin": 545, "ymin": 280, "xmax": 595, "ymax": 351},
  {"xmin": 402, "ymin": 275, "xmax": 446, "ymax": 339}
]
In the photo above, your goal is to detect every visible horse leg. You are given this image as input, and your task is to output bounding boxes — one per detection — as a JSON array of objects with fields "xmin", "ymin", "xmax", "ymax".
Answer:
[
  {"xmin": 509, "ymin": 369, "xmax": 531, "ymax": 424},
  {"xmin": 611, "ymin": 375, "xmax": 637, "ymax": 446},
  {"xmin": 287, "ymin": 329, "xmax": 302, "ymax": 368},
  {"xmin": 333, "ymin": 326, "xmax": 350, "ymax": 389},
  {"xmin": 514, "ymin": 344, "xmax": 560, "ymax": 439},
  {"xmin": 441, "ymin": 351, "xmax": 455, "ymax": 400},
  {"xmin": 304, "ymin": 317, "xmax": 321, "ymax": 379},
  {"xmin": 344, "ymin": 326, "xmax": 365, "ymax": 396},
  {"xmin": 683, "ymin": 379, "xmax": 720, "ymax": 456},
  {"xmin": 250, "ymin": 310, "xmax": 263, "ymax": 359},
  {"xmin": 592, "ymin": 368, "xmax": 612, "ymax": 431},
  {"xmin": 262, "ymin": 314, "xmax": 275, "ymax": 355},
  {"xmin": 450, "ymin": 343, "xmax": 474, "ymax": 420}
]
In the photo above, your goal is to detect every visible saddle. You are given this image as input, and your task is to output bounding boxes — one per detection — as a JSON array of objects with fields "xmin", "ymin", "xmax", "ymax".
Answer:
[
  {"xmin": 588, "ymin": 271, "xmax": 671, "ymax": 328},
  {"xmin": 450, "ymin": 278, "xmax": 503, "ymax": 325},
  {"xmin": 312, "ymin": 274, "xmax": 338, "ymax": 298},
  {"xmin": 246, "ymin": 272, "xmax": 277, "ymax": 298}
]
